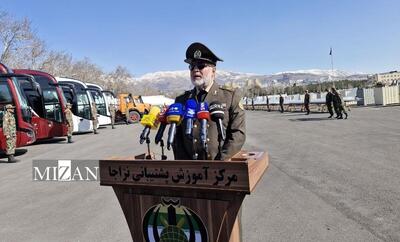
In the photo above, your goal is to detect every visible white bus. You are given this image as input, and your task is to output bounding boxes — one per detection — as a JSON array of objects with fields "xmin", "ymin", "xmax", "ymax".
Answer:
[
  {"xmin": 85, "ymin": 83, "xmax": 111, "ymax": 126},
  {"xmin": 56, "ymin": 77, "xmax": 98, "ymax": 133}
]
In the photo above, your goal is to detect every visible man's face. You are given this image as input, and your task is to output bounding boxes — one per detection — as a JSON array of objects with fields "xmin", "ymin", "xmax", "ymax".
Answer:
[{"xmin": 189, "ymin": 62, "xmax": 215, "ymax": 89}]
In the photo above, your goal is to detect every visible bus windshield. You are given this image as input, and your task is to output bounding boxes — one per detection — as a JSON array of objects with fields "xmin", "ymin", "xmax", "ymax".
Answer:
[
  {"xmin": 11, "ymin": 77, "xmax": 31, "ymax": 123},
  {"xmin": 89, "ymin": 90, "xmax": 107, "ymax": 116},
  {"xmin": 0, "ymin": 81, "xmax": 13, "ymax": 127}
]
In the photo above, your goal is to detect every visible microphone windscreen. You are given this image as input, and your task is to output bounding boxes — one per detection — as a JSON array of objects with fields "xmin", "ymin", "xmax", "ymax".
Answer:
[
  {"xmin": 141, "ymin": 106, "xmax": 161, "ymax": 129},
  {"xmin": 167, "ymin": 114, "xmax": 182, "ymax": 123},
  {"xmin": 184, "ymin": 99, "xmax": 197, "ymax": 119},
  {"xmin": 166, "ymin": 103, "xmax": 183, "ymax": 123},
  {"xmin": 209, "ymin": 101, "xmax": 225, "ymax": 121}
]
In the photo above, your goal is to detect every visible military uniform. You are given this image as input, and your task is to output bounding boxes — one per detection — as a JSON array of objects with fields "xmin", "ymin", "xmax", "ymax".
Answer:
[
  {"xmin": 109, "ymin": 104, "xmax": 116, "ymax": 129},
  {"xmin": 304, "ymin": 92, "xmax": 310, "ymax": 115},
  {"xmin": 91, "ymin": 103, "xmax": 98, "ymax": 134},
  {"xmin": 64, "ymin": 103, "xmax": 74, "ymax": 143},
  {"xmin": 279, "ymin": 96, "xmax": 284, "ymax": 113},
  {"xmin": 332, "ymin": 89, "xmax": 348, "ymax": 119},
  {"xmin": 173, "ymin": 82, "xmax": 246, "ymax": 160},
  {"xmin": 325, "ymin": 91, "xmax": 334, "ymax": 118},
  {"xmin": 172, "ymin": 42, "xmax": 246, "ymax": 161},
  {"xmin": 125, "ymin": 96, "xmax": 131, "ymax": 124},
  {"xmin": 3, "ymin": 104, "xmax": 17, "ymax": 162}
]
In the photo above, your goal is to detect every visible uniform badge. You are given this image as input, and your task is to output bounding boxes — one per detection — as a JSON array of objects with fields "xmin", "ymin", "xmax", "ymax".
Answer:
[{"xmin": 194, "ymin": 50, "xmax": 201, "ymax": 59}]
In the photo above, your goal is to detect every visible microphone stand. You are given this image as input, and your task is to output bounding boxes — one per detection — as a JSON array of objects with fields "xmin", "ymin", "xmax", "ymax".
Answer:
[
  {"xmin": 159, "ymin": 139, "xmax": 167, "ymax": 160},
  {"xmin": 145, "ymin": 136, "xmax": 152, "ymax": 160}
]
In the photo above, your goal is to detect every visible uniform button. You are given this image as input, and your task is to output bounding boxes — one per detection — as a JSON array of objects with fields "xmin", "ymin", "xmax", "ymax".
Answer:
[
  {"xmin": 194, "ymin": 124, "xmax": 198, "ymax": 128},
  {"xmin": 207, "ymin": 138, "xmax": 210, "ymax": 142},
  {"xmin": 194, "ymin": 139, "xmax": 197, "ymax": 143},
  {"xmin": 207, "ymin": 124, "xmax": 210, "ymax": 128}
]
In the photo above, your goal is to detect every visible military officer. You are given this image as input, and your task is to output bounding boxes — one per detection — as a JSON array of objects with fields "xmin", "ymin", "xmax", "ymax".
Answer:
[
  {"xmin": 109, "ymin": 103, "xmax": 116, "ymax": 129},
  {"xmin": 64, "ymin": 103, "xmax": 74, "ymax": 143},
  {"xmin": 3, "ymin": 104, "xmax": 17, "ymax": 163},
  {"xmin": 173, "ymin": 42, "xmax": 246, "ymax": 161},
  {"xmin": 91, "ymin": 102, "xmax": 99, "ymax": 134}
]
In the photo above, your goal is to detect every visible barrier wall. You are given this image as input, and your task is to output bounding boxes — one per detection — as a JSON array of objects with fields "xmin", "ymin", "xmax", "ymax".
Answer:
[{"xmin": 374, "ymin": 86, "xmax": 400, "ymax": 106}]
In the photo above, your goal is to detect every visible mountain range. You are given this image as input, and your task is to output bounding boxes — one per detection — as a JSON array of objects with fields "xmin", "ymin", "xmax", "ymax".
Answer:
[{"xmin": 131, "ymin": 69, "xmax": 369, "ymax": 93}]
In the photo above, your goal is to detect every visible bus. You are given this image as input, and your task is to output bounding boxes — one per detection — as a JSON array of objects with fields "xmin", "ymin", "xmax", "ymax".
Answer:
[
  {"xmin": 56, "ymin": 77, "xmax": 97, "ymax": 133},
  {"xmin": 13, "ymin": 69, "xmax": 68, "ymax": 140},
  {"xmin": 0, "ymin": 63, "xmax": 36, "ymax": 153},
  {"xmin": 85, "ymin": 83, "xmax": 111, "ymax": 126}
]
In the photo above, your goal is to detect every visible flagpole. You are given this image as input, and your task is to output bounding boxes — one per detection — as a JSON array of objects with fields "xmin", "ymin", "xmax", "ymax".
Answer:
[{"xmin": 330, "ymin": 46, "xmax": 334, "ymax": 74}]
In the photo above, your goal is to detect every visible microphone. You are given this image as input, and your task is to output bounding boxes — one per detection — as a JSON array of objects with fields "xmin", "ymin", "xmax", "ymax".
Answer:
[
  {"xmin": 139, "ymin": 106, "xmax": 161, "ymax": 144},
  {"xmin": 184, "ymin": 99, "xmax": 197, "ymax": 138},
  {"xmin": 155, "ymin": 106, "xmax": 169, "ymax": 144},
  {"xmin": 166, "ymin": 103, "xmax": 183, "ymax": 150},
  {"xmin": 209, "ymin": 101, "xmax": 226, "ymax": 141},
  {"xmin": 197, "ymin": 102, "xmax": 210, "ymax": 151}
]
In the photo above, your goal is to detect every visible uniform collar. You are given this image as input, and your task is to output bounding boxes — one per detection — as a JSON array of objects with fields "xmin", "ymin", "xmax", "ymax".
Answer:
[{"xmin": 190, "ymin": 81, "xmax": 218, "ymax": 102}]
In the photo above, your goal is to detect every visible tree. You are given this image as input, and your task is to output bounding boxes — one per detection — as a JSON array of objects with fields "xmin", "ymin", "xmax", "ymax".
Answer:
[{"xmin": 0, "ymin": 11, "xmax": 47, "ymax": 68}]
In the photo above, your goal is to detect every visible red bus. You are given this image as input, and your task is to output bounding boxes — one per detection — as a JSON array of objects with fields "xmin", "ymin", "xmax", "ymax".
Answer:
[
  {"xmin": 0, "ymin": 63, "xmax": 36, "ymax": 153},
  {"xmin": 13, "ymin": 69, "xmax": 68, "ymax": 140}
]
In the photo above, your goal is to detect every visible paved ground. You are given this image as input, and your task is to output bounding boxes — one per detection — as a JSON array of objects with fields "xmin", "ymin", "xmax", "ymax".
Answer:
[{"xmin": 0, "ymin": 106, "xmax": 399, "ymax": 242}]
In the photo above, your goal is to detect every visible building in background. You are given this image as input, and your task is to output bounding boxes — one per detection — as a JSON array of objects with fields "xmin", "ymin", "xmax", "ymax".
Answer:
[{"xmin": 368, "ymin": 71, "xmax": 400, "ymax": 86}]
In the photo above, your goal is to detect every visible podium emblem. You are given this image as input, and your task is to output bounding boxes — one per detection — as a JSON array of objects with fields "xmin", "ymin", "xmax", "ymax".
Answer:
[{"xmin": 143, "ymin": 198, "xmax": 208, "ymax": 242}]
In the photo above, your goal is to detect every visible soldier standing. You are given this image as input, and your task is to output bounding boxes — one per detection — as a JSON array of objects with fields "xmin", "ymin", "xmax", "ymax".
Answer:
[
  {"xmin": 304, "ymin": 90, "xmax": 310, "ymax": 115},
  {"xmin": 64, "ymin": 103, "xmax": 74, "ymax": 143},
  {"xmin": 109, "ymin": 103, "xmax": 116, "ymax": 129},
  {"xmin": 125, "ymin": 94, "xmax": 131, "ymax": 125},
  {"xmin": 3, "ymin": 104, "xmax": 17, "ymax": 163},
  {"xmin": 173, "ymin": 42, "xmax": 246, "ymax": 161},
  {"xmin": 91, "ymin": 102, "xmax": 99, "ymax": 134},
  {"xmin": 325, "ymin": 88, "xmax": 334, "ymax": 118},
  {"xmin": 279, "ymin": 94, "xmax": 284, "ymax": 113}
]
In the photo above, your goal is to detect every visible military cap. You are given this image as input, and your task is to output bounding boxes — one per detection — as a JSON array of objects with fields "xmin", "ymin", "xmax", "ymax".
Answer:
[
  {"xmin": 184, "ymin": 42, "xmax": 223, "ymax": 65},
  {"xmin": 5, "ymin": 104, "xmax": 15, "ymax": 109}
]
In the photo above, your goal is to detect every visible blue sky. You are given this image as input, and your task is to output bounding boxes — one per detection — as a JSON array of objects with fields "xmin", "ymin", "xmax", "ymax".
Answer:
[{"xmin": 2, "ymin": 0, "xmax": 399, "ymax": 76}]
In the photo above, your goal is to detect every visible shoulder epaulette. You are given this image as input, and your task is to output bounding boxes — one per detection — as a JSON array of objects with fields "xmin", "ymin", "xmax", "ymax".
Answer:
[{"xmin": 219, "ymin": 85, "xmax": 234, "ymax": 92}]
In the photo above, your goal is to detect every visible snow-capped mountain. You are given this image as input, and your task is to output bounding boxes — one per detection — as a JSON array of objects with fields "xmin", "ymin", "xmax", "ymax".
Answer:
[{"xmin": 131, "ymin": 69, "xmax": 368, "ymax": 94}]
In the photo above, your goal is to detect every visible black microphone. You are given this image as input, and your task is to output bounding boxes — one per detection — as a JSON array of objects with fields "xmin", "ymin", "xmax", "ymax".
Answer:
[{"xmin": 209, "ymin": 101, "xmax": 226, "ymax": 142}]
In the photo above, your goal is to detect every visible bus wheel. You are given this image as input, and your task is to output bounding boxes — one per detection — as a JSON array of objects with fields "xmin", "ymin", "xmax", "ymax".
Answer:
[{"xmin": 129, "ymin": 111, "xmax": 141, "ymax": 123}]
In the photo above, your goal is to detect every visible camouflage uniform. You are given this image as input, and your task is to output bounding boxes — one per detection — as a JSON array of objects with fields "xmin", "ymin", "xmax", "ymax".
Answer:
[
  {"xmin": 91, "ymin": 103, "xmax": 98, "ymax": 134},
  {"xmin": 125, "ymin": 98, "xmax": 131, "ymax": 124},
  {"xmin": 173, "ymin": 82, "xmax": 246, "ymax": 160},
  {"xmin": 109, "ymin": 104, "xmax": 116, "ymax": 129},
  {"xmin": 3, "ymin": 104, "xmax": 17, "ymax": 162},
  {"xmin": 64, "ymin": 103, "xmax": 74, "ymax": 143}
]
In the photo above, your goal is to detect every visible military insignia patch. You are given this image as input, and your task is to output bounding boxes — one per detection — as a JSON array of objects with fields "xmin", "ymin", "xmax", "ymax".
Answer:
[{"xmin": 194, "ymin": 50, "xmax": 202, "ymax": 59}]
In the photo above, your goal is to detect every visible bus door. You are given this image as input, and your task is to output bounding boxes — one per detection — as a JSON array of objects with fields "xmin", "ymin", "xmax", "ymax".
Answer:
[{"xmin": 17, "ymin": 75, "xmax": 51, "ymax": 140}]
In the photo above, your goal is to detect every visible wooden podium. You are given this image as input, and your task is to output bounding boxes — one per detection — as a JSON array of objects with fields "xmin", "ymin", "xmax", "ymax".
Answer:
[{"xmin": 100, "ymin": 151, "xmax": 268, "ymax": 242}]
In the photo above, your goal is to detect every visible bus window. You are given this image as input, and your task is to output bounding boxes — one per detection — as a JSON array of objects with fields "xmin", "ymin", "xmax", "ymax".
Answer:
[
  {"xmin": 90, "ymin": 90, "xmax": 107, "ymax": 116},
  {"xmin": 77, "ymin": 93, "xmax": 91, "ymax": 120},
  {"xmin": 43, "ymin": 89, "xmax": 63, "ymax": 123}
]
